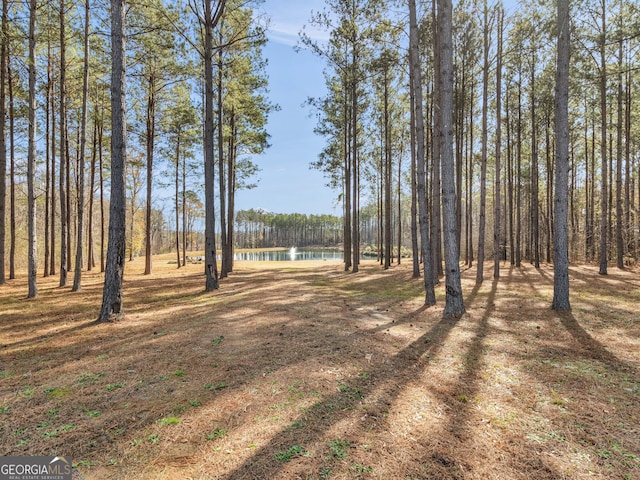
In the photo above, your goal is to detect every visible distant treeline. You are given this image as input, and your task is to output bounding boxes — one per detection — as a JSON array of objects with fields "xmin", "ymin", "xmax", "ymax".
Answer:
[{"xmin": 234, "ymin": 209, "xmax": 343, "ymax": 248}]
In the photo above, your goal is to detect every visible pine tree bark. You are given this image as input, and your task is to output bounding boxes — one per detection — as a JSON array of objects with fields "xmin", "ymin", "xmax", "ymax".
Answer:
[
  {"xmin": 203, "ymin": 0, "xmax": 225, "ymax": 291},
  {"xmin": 0, "ymin": 0, "xmax": 7, "ymax": 285},
  {"xmin": 44, "ymin": 45, "xmax": 52, "ymax": 278},
  {"xmin": 615, "ymin": 36, "xmax": 624, "ymax": 269},
  {"xmin": 431, "ymin": 0, "xmax": 442, "ymax": 280},
  {"xmin": 217, "ymin": 41, "xmax": 228, "ymax": 279},
  {"xmin": 494, "ymin": 7, "xmax": 503, "ymax": 278},
  {"xmin": 438, "ymin": 0, "xmax": 464, "ymax": 316},
  {"xmin": 410, "ymin": 72, "xmax": 420, "ymax": 277},
  {"xmin": 59, "ymin": 0, "xmax": 68, "ymax": 287},
  {"xmin": 506, "ymin": 87, "xmax": 515, "ymax": 265},
  {"xmin": 88, "ymin": 114, "xmax": 97, "ymax": 271},
  {"xmin": 175, "ymin": 136, "xmax": 181, "ymax": 268},
  {"xmin": 27, "ymin": 0, "xmax": 38, "ymax": 298},
  {"xmin": 384, "ymin": 68, "xmax": 391, "ymax": 270},
  {"xmin": 73, "ymin": 0, "xmax": 91, "ymax": 291},
  {"xmin": 409, "ymin": 0, "xmax": 436, "ymax": 306},
  {"xmin": 455, "ymin": 58, "xmax": 464, "ymax": 263},
  {"xmin": 624, "ymin": 59, "xmax": 631, "ymax": 258},
  {"xmin": 8, "ymin": 52, "xmax": 15, "ymax": 280},
  {"xmin": 397, "ymin": 140, "xmax": 402, "ymax": 265},
  {"xmin": 530, "ymin": 50, "xmax": 540, "ymax": 269},
  {"xmin": 545, "ymin": 116, "xmax": 553, "ymax": 263},
  {"xmin": 98, "ymin": 0, "xmax": 127, "ymax": 321},
  {"xmin": 99, "ymin": 111, "xmax": 105, "ymax": 273},
  {"xmin": 47, "ymin": 103, "xmax": 55, "ymax": 275},
  {"xmin": 466, "ymin": 80, "xmax": 474, "ymax": 267},
  {"xmin": 476, "ymin": 0, "xmax": 489, "ymax": 283},
  {"xmin": 344, "ymin": 98, "xmax": 352, "ymax": 271},
  {"xmin": 584, "ymin": 103, "xmax": 591, "ymax": 261},
  {"xmin": 516, "ymin": 67, "xmax": 522, "ymax": 267},
  {"xmin": 227, "ymin": 122, "xmax": 236, "ymax": 272},
  {"xmin": 552, "ymin": 0, "xmax": 571, "ymax": 311},
  {"xmin": 351, "ymin": 40, "xmax": 360, "ymax": 274},
  {"xmin": 182, "ymin": 145, "xmax": 187, "ymax": 265},
  {"xmin": 144, "ymin": 73, "xmax": 156, "ymax": 276},
  {"xmin": 598, "ymin": 0, "xmax": 608, "ymax": 275}
]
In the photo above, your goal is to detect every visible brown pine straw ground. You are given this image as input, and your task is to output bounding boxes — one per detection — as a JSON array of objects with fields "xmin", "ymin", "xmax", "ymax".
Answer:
[{"xmin": 1, "ymin": 254, "xmax": 639, "ymax": 480}]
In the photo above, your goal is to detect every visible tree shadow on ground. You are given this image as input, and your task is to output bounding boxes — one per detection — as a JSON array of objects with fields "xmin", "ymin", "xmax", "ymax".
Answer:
[
  {"xmin": 219, "ymin": 312, "xmax": 459, "ymax": 479},
  {"xmin": 554, "ymin": 310, "xmax": 635, "ymax": 373},
  {"xmin": 3, "ymin": 261, "xmax": 639, "ymax": 479},
  {"xmin": 409, "ymin": 276, "xmax": 564, "ymax": 480}
]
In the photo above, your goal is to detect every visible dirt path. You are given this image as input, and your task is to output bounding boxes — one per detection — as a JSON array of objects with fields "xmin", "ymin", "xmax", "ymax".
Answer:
[{"xmin": 1, "ymin": 257, "xmax": 639, "ymax": 479}]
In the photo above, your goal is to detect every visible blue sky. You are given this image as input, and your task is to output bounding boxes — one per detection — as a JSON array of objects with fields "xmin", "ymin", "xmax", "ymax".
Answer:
[
  {"xmin": 234, "ymin": 1, "xmax": 519, "ymax": 217},
  {"xmin": 233, "ymin": 0, "xmax": 340, "ymax": 216}
]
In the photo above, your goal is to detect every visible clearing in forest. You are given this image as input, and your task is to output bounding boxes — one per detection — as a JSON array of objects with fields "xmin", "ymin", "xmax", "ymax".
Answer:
[{"xmin": 0, "ymin": 255, "xmax": 639, "ymax": 480}]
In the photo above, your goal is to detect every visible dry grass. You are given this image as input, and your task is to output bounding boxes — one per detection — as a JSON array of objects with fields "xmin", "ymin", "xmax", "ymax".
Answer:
[{"xmin": 1, "ymin": 254, "xmax": 639, "ymax": 480}]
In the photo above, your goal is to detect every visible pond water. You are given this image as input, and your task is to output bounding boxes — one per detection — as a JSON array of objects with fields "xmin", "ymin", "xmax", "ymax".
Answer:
[{"xmin": 233, "ymin": 248, "xmax": 344, "ymax": 262}]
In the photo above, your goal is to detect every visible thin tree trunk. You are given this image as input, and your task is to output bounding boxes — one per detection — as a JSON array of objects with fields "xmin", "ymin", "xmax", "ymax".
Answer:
[
  {"xmin": 516, "ymin": 68, "xmax": 522, "ymax": 267},
  {"xmin": 409, "ymin": 0, "xmax": 436, "ymax": 306},
  {"xmin": 410, "ymin": 71, "xmax": 420, "ymax": 277},
  {"xmin": 27, "ymin": 0, "xmax": 38, "ymax": 298},
  {"xmin": 175, "ymin": 135, "xmax": 181, "ymax": 268},
  {"xmin": 494, "ymin": 6, "xmax": 503, "ymax": 278},
  {"xmin": 8, "ymin": 52, "xmax": 15, "ymax": 280},
  {"xmin": 73, "ymin": 0, "xmax": 90, "ymax": 292},
  {"xmin": 570, "ymin": 138, "xmax": 577, "ymax": 257},
  {"xmin": 344, "ymin": 106, "xmax": 352, "ymax": 270},
  {"xmin": 88, "ymin": 113, "xmax": 97, "ymax": 271},
  {"xmin": 531, "ymin": 49, "xmax": 540, "ymax": 269},
  {"xmin": 50, "ymin": 72, "xmax": 56, "ymax": 275},
  {"xmin": 615, "ymin": 36, "xmax": 624, "ymax": 269},
  {"xmin": 59, "ymin": 0, "xmax": 68, "ymax": 287},
  {"xmin": 598, "ymin": 0, "xmax": 608, "ymax": 275},
  {"xmin": 144, "ymin": 73, "xmax": 156, "ymax": 275},
  {"xmin": 466, "ymin": 79, "xmax": 474, "ymax": 267},
  {"xmin": 476, "ymin": 0, "xmax": 489, "ymax": 284},
  {"xmin": 624, "ymin": 53, "xmax": 631, "ymax": 257},
  {"xmin": 585, "ymin": 100, "xmax": 591, "ymax": 261},
  {"xmin": 228, "ymin": 113, "xmax": 236, "ymax": 272},
  {"xmin": 507, "ymin": 84, "xmax": 514, "ymax": 265},
  {"xmin": 352, "ymin": 52, "xmax": 360, "ymax": 274},
  {"xmin": 636, "ymin": 150, "xmax": 640, "ymax": 260},
  {"xmin": 217, "ymin": 38, "xmax": 228, "ymax": 279},
  {"xmin": 44, "ymin": 43, "xmax": 52, "ymax": 278},
  {"xmin": 547, "ymin": 118, "xmax": 554, "ymax": 264},
  {"xmin": 378, "ymin": 142, "xmax": 383, "ymax": 263},
  {"xmin": 397, "ymin": 138, "xmax": 402, "ymax": 265},
  {"xmin": 129, "ymin": 175, "xmax": 135, "ymax": 262},
  {"xmin": 66, "ymin": 123, "xmax": 72, "ymax": 273},
  {"xmin": 384, "ymin": 68, "xmax": 391, "ymax": 270},
  {"xmin": 0, "ymin": 0, "xmax": 7, "ymax": 285},
  {"xmin": 431, "ymin": 0, "xmax": 442, "ymax": 280},
  {"xmin": 203, "ymin": 0, "xmax": 225, "ymax": 291},
  {"xmin": 456, "ymin": 58, "xmax": 464, "ymax": 263},
  {"xmin": 99, "ymin": 109, "xmax": 105, "ymax": 273},
  {"xmin": 608, "ymin": 129, "xmax": 613, "ymax": 260},
  {"xmin": 182, "ymin": 145, "xmax": 187, "ymax": 266}
]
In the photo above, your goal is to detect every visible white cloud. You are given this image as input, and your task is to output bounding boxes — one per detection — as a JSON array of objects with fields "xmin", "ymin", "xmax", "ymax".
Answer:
[
  {"xmin": 261, "ymin": 0, "xmax": 330, "ymax": 47},
  {"xmin": 267, "ymin": 21, "xmax": 330, "ymax": 47}
]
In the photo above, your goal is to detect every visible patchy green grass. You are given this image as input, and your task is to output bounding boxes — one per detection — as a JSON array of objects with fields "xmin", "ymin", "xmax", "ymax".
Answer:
[
  {"xmin": 0, "ymin": 257, "xmax": 638, "ymax": 480},
  {"xmin": 157, "ymin": 417, "xmax": 181, "ymax": 426},
  {"xmin": 275, "ymin": 445, "xmax": 306, "ymax": 463}
]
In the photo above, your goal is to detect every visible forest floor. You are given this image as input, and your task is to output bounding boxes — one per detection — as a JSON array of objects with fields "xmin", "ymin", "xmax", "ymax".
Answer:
[{"xmin": 1, "ymin": 254, "xmax": 639, "ymax": 480}]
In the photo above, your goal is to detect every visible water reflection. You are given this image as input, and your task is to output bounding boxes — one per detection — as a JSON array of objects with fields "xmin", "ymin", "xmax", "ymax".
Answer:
[{"xmin": 232, "ymin": 248, "xmax": 345, "ymax": 262}]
